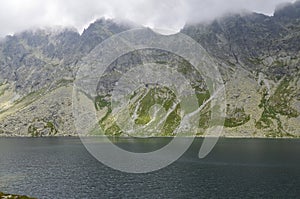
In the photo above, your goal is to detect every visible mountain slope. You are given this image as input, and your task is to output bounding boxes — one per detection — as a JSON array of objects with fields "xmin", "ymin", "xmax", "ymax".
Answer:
[
  {"xmin": 182, "ymin": 1, "xmax": 300, "ymax": 137},
  {"xmin": 0, "ymin": 2, "xmax": 299, "ymax": 137},
  {"xmin": 0, "ymin": 19, "xmax": 132, "ymax": 136}
]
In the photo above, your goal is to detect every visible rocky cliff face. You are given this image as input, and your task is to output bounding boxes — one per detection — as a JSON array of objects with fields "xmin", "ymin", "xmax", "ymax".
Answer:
[
  {"xmin": 182, "ymin": 1, "xmax": 300, "ymax": 137},
  {"xmin": 0, "ymin": 2, "xmax": 299, "ymax": 137},
  {"xmin": 0, "ymin": 19, "xmax": 132, "ymax": 136}
]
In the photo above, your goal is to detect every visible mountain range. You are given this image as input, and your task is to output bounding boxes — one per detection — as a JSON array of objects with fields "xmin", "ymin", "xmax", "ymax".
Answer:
[{"xmin": 0, "ymin": 1, "xmax": 299, "ymax": 137}]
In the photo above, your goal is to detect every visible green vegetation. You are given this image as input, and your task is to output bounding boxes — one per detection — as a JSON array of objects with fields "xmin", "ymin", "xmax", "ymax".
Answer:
[
  {"xmin": 95, "ymin": 95, "xmax": 112, "ymax": 124},
  {"xmin": 56, "ymin": 78, "xmax": 74, "ymax": 87},
  {"xmin": 225, "ymin": 107, "xmax": 251, "ymax": 128},
  {"xmin": 161, "ymin": 104, "xmax": 181, "ymax": 136},
  {"xmin": 196, "ymin": 90, "xmax": 211, "ymax": 129},
  {"xmin": 28, "ymin": 118, "xmax": 58, "ymax": 137},
  {"xmin": 15, "ymin": 89, "xmax": 46, "ymax": 106},
  {"xmin": 95, "ymin": 95, "xmax": 111, "ymax": 111},
  {"xmin": 0, "ymin": 83, "xmax": 8, "ymax": 96},
  {"xmin": 94, "ymin": 95, "xmax": 129, "ymax": 136},
  {"xmin": 247, "ymin": 57, "xmax": 263, "ymax": 65},
  {"xmin": 28, "ymin": 125, "xmax": 39, "ymax": 137},
  {"xmin": 198, "ymin": 109, "xmax": 211, "ymax": 129},
  {"xmin": 196, "ymin": 90, "xmax": 210, "ymax": 106},
  {"xmin": 45, "ymin": 121, "xmax": 58, "ymax": 135},
  {"xmin": 94, "ymin": 94, "xmax": 118, "ymax": 136},
  {"xmin": 92, "ymin": 49, "xmax": 216, "ymax": 137},
  {"xmin": 0, "ymin": 192, "xmax": 36, "ymax": 199},
  {"xmin": 93, "ymin": 75, "xmax": 217, "ymax": 137},
  {"xmin": 0, "ymin": 89, "xmax": 5, "ymax": 96},
  {"xmin": 130, "ymin": 87, "xmax": 181, "ymax": 136},
  {"xmin": 177, "ymin": 60, "xmax": 193, "ymax": 75},
  {"xmin": 155, "ymin": 61, "xmax": 167, "ymax": 65},
  {"xmin": 102, "ymin": 123, "xmax": 122, "ymax": 136},
  {"xmin": 95, "ymin": 86, "xmax": 182, "ymax": 136},
  {"xmin": 269, "ymin": 77, "xmax": 299, "ymax": 118},
  {"xmin": 256, "ymin": 77, "xmax": 299, "ymax": 137},
  {"xmin": 130, "ymin": 87, "xmax": 177, "ymax": 124}
]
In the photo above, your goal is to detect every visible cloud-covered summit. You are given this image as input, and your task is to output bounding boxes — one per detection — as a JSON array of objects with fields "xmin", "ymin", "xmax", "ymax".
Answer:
[{"xmin": 0, "ymin": 0, "xmax": 296, "ymax": 37}]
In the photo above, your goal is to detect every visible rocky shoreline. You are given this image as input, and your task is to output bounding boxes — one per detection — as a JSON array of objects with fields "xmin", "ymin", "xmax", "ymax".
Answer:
[
  {"xmin": 0, "ymin": 135, "xmax": 299, "ymax": 139},
  {"xmin": 0, "ymin": 192, "xmax": 36, "ymax": 199}
]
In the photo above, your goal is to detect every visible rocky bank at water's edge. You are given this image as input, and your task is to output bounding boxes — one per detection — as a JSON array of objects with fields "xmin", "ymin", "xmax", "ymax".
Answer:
[{"xmin": 0, "ymin": 192, "xmax": 36, "ymax": 199}]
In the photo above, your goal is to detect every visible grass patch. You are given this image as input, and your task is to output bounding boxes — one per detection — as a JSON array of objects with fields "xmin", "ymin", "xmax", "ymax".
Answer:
[
  {"xmin": 225, "ymin": 107, "xmax": 251, "ymax": 128},
  {"xmin": 56, "ymin": 78, "xmax": 74, "ymax": 87},
  {"xmin": 28, "ymin": 119, "xmax": 58, "ymax": 137},
  {"xmin": 256, "ymin": 77, "xmax": 299, "ymax": 137},
  {"xmin": 95, "ymin": 95, "xmax": 111, "ymax": 111}
]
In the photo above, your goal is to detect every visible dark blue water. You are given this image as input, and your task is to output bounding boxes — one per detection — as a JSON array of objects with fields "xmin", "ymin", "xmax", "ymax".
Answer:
[{"xmin": 0, "ymin": 137, "xmax": 300, "ymax": 198}]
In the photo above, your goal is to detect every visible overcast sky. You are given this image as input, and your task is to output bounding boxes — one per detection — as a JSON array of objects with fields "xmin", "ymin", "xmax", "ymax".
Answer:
[{"xmin": 0, "ymin": 0, "xmax": 296, "ymax": 37}]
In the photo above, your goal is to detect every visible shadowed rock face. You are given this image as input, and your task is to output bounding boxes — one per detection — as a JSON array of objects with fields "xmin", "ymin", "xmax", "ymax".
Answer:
[
  {"xmin": 181, "ymin": 1, "xmax": 300, "ymax": 137},
  {"xmin": 274, "ymin": 1, "xmax": 300, "ymax": 20},
  {"xmin": 181, "ymin": 1, "xmax": 300, "ymax": 78},
  {"xmin": 0, "ymin": 2, "xmax": 300, "ymax": 137},
  {"xmin": 0, "ymin": 19, "xmax": 132, "ymax": 97}
]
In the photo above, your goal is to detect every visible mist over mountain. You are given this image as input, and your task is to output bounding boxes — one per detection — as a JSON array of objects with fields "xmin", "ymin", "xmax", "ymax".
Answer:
[
  {"xmin": 0, "ymin": 0, "xmax": 294, "ymax": 37},
  {"xmin": 0, "ymin": 1, "xmax": 299, "ymax": 137}
]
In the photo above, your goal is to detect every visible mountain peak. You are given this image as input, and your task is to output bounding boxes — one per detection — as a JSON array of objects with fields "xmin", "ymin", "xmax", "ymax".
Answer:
[
  {"xmin": 274, "ymin": 0, "xmax": 300, "ymax": 19},
  {"xmin": 79, "ymin": 18, "xmax": 133, "ymax": 53}
]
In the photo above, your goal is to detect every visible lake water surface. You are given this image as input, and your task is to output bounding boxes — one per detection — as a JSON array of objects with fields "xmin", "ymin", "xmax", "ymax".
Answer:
[{"xmin": 0, "ymin": 137, "xmax": 299, "ymax": 198}]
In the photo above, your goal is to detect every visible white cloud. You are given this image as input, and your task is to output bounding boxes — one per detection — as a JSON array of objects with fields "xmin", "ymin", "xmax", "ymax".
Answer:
[{"xmin": 0, "ymin": 0, "xmax": 296, "ymax": 37}]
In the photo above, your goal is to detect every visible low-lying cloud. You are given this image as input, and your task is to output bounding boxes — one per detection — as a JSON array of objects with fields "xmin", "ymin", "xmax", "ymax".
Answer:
[{"xmin": 0, "ymin": 0, "xmax": 296, "ymax": 37}]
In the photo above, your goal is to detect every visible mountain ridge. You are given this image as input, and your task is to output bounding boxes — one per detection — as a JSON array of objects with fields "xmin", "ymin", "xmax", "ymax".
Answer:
[{"xmin": 0, "ymin": 2, "xmax": 299, "ymax": 137}]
